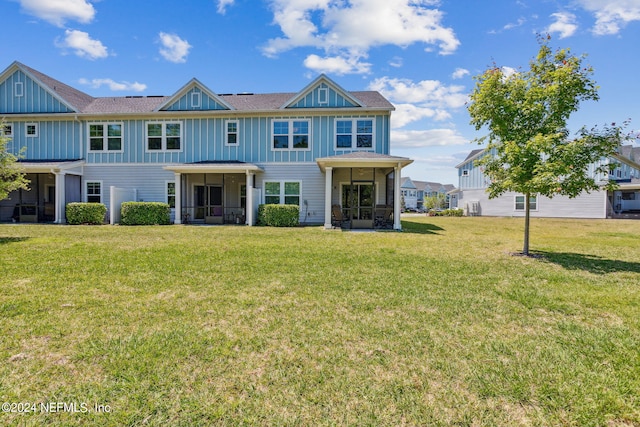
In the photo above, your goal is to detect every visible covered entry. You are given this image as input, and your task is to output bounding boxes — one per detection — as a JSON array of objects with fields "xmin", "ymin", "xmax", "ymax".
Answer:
[
  {"xmin": 164, "ymin": 162, "xmax": 263, "ymax": 225},
  {"xmin": 317, "ymin": 153, "xmax": 413, "ymax": 230}
]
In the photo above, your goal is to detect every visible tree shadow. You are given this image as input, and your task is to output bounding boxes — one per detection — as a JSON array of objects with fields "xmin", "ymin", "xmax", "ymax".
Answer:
[
  {"xmin": 400, "ymin": 220, "xmax": 445, "ymax": 235},
  {"xmin": 0, "ymin": 237, "xmax": 29, "ymax": 245},
  {"xmin": 535, "ymin": 251, "xmax": 640, "ymax": 275}
]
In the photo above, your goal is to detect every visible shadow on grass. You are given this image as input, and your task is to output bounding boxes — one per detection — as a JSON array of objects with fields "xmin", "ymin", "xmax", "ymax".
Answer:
[
  {"xmin": 0, "ymin": 237, "xmax": 29, "ymax": 245},
  {"xmin": 536, "ymin": 251, "xmax": 640, "ymax": 275},
  {"xmin": 400, "ymin": 220, "xmax": 444, "ymax": 235}
]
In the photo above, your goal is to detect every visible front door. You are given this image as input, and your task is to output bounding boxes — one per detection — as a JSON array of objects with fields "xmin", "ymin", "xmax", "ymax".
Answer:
[{"xmin": 194, "ymin": 185, "xmax": 224, "ymax": 223}]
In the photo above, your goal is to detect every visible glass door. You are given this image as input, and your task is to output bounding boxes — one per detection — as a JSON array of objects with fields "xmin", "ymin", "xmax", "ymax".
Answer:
[{"xmin": 342, "ymin": 183, "xmax": 374, "ymax": 227}]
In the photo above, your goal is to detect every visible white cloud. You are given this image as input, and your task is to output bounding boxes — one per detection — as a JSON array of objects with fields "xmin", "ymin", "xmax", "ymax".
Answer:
[
  {"xmin": 303, "ymin": 53, "xmax": 371, "ymax": 75},
  {"xmin": 79, "ymin": 78, "xmax": 146, "ymax": 92},
  {"xmin": 216, "ymin": 0, "xmax": 235, "ymax": 14},
  {"xmin": 501, "ymin": 66, "xmax": 518, "ymax": 78},
  {"xmin": 452, "ymin": 68, "xmax": 470, "ymax": 79},
  {"xmin": 18, "ymin": 0, "xmax": 95, "ymax": 27},
  {"xmin": 576, "ymin": 0, "xmax": 640, "ymax": 35},
  {"xmin": 369, "ymin": 77, "xmax": 467, "ymax": 108},
  {"xmin": 389, "ymin": 56, "xmax": 403, "ymax": 68},
  {"xmin": 262, "ymin": 0, "xmax": 459, "ymax": 74},
  {"xmin": 392, "ymin": 104, "xmax": 451, "ymax": 128},
  {"xmin": 158, "ymin": 32, "xmax": 192, "ymax": 63},
  {"xmin": 56, "ymin": 29, "xmax": 108, "ymax": 60},
  {"xmin": 503, "ymin": 17, "xmax": 527, "ymax": 30},
  {"xmin": 391, "ymin": 129, "xmax": 468, "ymax": 148},
  {"xmin": 547, "ymin": 12, "xmax": 578, "ymax": 38}
]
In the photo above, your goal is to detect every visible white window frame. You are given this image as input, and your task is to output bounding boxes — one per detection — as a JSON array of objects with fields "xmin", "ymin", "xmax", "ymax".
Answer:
[
  {"xmin": 263, "ymin": 180, "xmax": 302, "ymax": 206},
  {"xmin": 333, "ymin": 118, "xmax": 374, "ymax": 150},
  {"xmin": 26, "ymin": 123, "xmax": 38, "ymax": 138},
  {"xmin": 514, "ymin": 194, "xmax": 538, "ymax": 212},
  {"xmin": 86, "ymin": 181, "xmax": 103, "ymax": 203},
  {"xmin": 88, "ymin": 122, "xmax": 124, "ymax": 152},
  {"xmin": 225, "ymin": 120, "xmax": 239, "ymax": 146},
  {"xmin": 166, "ymin": 181, "xmax": 176, "ymax": 209},
  {"xmin": 191, "ymin": 91, "xmax": 201, "ymax": 108},
  {"xmin": 1, "ymin": 123, "xmax": 12, "ymax": 137},
  {"xmin": 271, "ymin": 119, "xmax": 311, "ymax": 151},
  {"xmin": 318, "ymin": 87, "xmax": 328, "ymax": 105},
  {"xmin": 146, "ymin": 121, "xmax": 183, "ymax": 152},
  {"xmin": 462, "ymin": 170, "xmax": 469, "ymax": 177},
  {"xmin": 15, "ymin": 82, "xmax": 23, "ymax": 97}
]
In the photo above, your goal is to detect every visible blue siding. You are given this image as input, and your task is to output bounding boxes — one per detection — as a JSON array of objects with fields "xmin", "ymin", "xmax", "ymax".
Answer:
[
  {"xmin": 163, "ymin": 87, "xmax": 229, "ymax": 111},
  {"xmin": 10, "ymin": 121, "xmax": 81, "ymax": 160},
  {"xmin": 0, "ymin": 70, "xmax": 73, "ymax": 114},
  {"xmin": 289, "ymin": 83, "xmax": 357, "ymax": 108}
]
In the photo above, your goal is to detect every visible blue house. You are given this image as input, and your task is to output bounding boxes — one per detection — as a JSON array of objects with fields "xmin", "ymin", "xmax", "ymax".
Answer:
[{"xmin": 0, "ymin": 61, "xmax": 412, "ymax": 229}]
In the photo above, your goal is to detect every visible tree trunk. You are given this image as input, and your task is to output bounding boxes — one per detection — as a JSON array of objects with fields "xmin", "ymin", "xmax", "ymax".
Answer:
[{"xmin": 523, "ymin": 192, "xmax": 530, "ymax": 255}]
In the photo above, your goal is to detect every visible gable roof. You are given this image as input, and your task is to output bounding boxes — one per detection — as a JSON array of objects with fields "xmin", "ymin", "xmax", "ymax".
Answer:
[
  {"xmin": 281, "ymin": 74, "xmax": 364, "ymax": 109},
  {"xmin": 155, "ymin": 78, "xmax": 235, "ymax": 112}
]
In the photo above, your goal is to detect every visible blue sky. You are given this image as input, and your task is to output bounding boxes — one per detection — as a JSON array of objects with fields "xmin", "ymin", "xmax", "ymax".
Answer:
[{"xmin": 3, "ymin": 0, "xmax": 640, "ymax": 184}]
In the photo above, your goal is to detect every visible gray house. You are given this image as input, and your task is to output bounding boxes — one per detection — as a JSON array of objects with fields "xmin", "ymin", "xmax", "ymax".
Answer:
[{"xmin": 453, "ymin": 146, "xmax": 640, "ymax": 218}]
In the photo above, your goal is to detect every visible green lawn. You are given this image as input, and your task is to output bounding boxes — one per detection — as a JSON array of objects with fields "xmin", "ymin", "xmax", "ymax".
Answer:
[{"xmin": 1, "ymin": 217, "xmax": 638, "ymax": 426}]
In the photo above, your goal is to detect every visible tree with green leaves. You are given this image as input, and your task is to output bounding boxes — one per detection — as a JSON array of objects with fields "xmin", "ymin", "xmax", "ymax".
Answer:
[
  {"xmin": 0, "ymin": 123, "xmax": 29, "ymax": 201},
  {"xmin": 424, "ymin": 193, "xmax": 446, "ymax": 211},
  {"xmin": 468, "ymin": 36, "xmax": 625, "ymax": 255}
]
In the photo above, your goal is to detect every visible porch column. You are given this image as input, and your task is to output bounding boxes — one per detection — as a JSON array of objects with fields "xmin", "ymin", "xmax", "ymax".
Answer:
[
  {"xmin": 394, "ymin": 163, "xmax": 402, "ymax": 230},
  {"xmin": 324, "ymin": 167, "xmax": 333, "ymax": 229},
  {"xmin": 54, "ymin": 171, "xmax": 66, "ymax": 224},
  {"xmin": 174, "ymin": 172, "xmax": 182, "ymax": 224},
  {"xmin": 246, "ymin": 171, "xmax": 254, "ymax": 226}
]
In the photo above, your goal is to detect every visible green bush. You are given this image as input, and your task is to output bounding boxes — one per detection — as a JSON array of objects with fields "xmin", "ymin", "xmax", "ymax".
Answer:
[
  {"xmin": 429, "ymin": 208, "xmax": 464, "ymax": 217},
  {"xmin": 66, "ymin": 202, "xmax": 107, "ymax": 225},
  {"xmin": 258, "ymin": 204, "xmax": 299, "ymax": 227},
  {"xmin": 120, "ymin": 202, "xmax": 170, "ymax": 225}
]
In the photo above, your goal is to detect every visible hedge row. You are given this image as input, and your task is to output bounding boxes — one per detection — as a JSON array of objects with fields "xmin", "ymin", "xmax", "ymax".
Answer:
[
  {"xmin": 66, "ymin": 202, "xmax": 107, "ymax": 225},
  {"xmin": 428, "ymin": 208, "xmax": 464, "ymax": 217},
  {"xmin": 120, "ymin": 202, "xmax": 171, "ymax": 225},
  {"xmin": 258, "ymin": 204, "xmax": 299, "ymax": 227}
]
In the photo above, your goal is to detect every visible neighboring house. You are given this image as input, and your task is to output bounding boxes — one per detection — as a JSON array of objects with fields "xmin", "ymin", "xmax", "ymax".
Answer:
[
  {"xmin": 453, "ymin": 146, "xmax": 640, "ymax": 218},
  {"xmin": 404, "ymin": 179, "xmax": 456, "ymax": 210},
  {"xmin": 0, "ymin": 61, "xmax": 412, "ymax": 229}
]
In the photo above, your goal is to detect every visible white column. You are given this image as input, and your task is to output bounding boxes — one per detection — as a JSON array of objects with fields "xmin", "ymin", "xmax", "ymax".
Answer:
[
  {"xmin": 246, "ymin": 171, "xmax": 254, "ymax": 226},
  {"xmin": 394, "ymin": 163, "xmax": 402, "ymax": 230},
  {"xmin": 54, "ymin": 171, "xmax": 66, "ymax": 224},
  {"xmin": 174, "ymin": 172, "xmax": 182, "ymax": 224},
  {"xmin": 324, "ymin": 166, "xmax": 333, "ymax": 229}
]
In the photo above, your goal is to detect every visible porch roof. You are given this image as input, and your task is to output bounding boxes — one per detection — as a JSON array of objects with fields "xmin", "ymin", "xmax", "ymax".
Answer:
[
  {"xmin": 163, "ymin": 161, "xmax": 263, "ymax": 174},
  {"xmin": 316, "ymin": 152, "xmax": 413, "ymax": 172},
  {"xmin": 18, "ymin": 159, "xmax": 85, "ymax": 174}
]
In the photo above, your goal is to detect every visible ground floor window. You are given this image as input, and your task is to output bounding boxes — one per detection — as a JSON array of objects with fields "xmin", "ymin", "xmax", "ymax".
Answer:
[
  {"xmin": 167, "ymin": 182, "xmax": 176, "ymax": 208},
  {"xmin": 86, "ymin": 181, "xmax": 102, "ymax": 203},
  {"xmin": 515, "ymin": 194, "xmax": 537, "ymax": 211},
  {"xmin": 264, "ymin": 181, "xmax": 300, "ymax": 205}
]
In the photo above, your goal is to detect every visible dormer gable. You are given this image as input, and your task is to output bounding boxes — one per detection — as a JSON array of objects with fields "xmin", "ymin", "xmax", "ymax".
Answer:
[
  {"xmin": 281, "ymin": 74, "xmax": 364, "ymax": 109},
  {"xmin": 156, "ymin": 78, "xmax": 235, "ymax": 112},
  {"xmin": 0, "ymin": 61, "xmax": 93, "ymax": 114}
]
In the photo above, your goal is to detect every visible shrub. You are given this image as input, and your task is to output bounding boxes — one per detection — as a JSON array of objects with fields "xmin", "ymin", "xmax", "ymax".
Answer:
[
  {"xmin": 258, "ymin": 204, "xmax": 299, "ymax": 227},
  {"xmin": 66, "ymin": 202, "xmax": 107, "ymax": 225},
  {"xmin": 428, "ymin": 208, "xmax": 464, "ymax": 217},
  {"xmin": 120, "ymin": 202, "xmax": 170, "ymax": 225}
]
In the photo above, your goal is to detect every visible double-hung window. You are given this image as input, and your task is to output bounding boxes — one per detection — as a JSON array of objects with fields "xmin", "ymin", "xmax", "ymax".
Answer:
[
  {"xmin": 514, "ymin": 195, "xmax": 537, "ymax": 211},
  {"xmin": 334, "ymin": 119, "xmax": 373, "ymax": 149},
  {"xmin": 166, "ymin": 182, "xmax": 176, "ymax": 208},
  {"xmin": 264, "ymin": 181, "xmax": 301, "ymax": 206},
  {"xmin": 89, "ymin": 123, "xmax": 123, "ymax": 152},
  {"xmin": 226, "ymin": 120, "xmax": 239, "ymax": 145},
  {"xmin": 86, "ymin": 182, "xmax": 102, "ymax": 203},
  {"xmin": 272, "ymin": 119, "xmax": 310, "ymax": 150},
  {"xmin": 147, "ymin": 122, "xmax": 182, "ymax": 151}
]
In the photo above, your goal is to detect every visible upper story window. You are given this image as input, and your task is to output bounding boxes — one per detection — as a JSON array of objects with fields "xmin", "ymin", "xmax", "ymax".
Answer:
[
  {"xmin": 147, "ymin": 122, "xmax": 182, "ymax": 151},
  {"xmin": 191, "ymin": 92, "xmax": 201, "ymax": 108},
  {"xmin": 14, "ymin": 82, "xmax": 23, "ymax": 97},
  {"xmin": 462, "ymin": 170, "xmax": 469, "ymax": 177},
  {"xmin": 26, "ymin": 123, "xmax": 38, "ymax": 137},
  {"xmin": 89, "ymin": 123, "xmax": 123, "ymax": 152},
  {"xmin": 335, "ymin": 119, "xmax": 373, "ymax": 149},
  {"xmin": 225, "ymin": 120, "xmax": 239, "ymax": 145},
  {"xmin": 272, "ymin": 119, "xmax": 310, "ymax": 150},
  {"xmin": 1, "ymin": 123, "xmax": 12, "ymax": 137},
  {"xmin": 318, "ymin": 87, "xmax": 328, "ymax": 105}
]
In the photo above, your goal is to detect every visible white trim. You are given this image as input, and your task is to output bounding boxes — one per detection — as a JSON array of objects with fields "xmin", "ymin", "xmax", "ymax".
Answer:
[
  {"xmin": 166, "ymin": 180, "xmax": 176, "ymax": 209},
  {"xmin": 145, "ymin": 120, "xmax": 183, "ymax": 152},
  {"xmin": 14, "ymin": 81, "xmax": 23, "ymax": 97},
  {"xmin": 333, "ymin": 118, "xmax": 375, "ymax": 150},
  {"xmin": 263, "ymin": 180, "xmax": 302, "ymax": 206},
  {"xmin": 462, "ymin": 170, "xmax": 469, "ymax": 177},
  {"xmin": 25, "ymin": 123, "xmax": 38, "ymax": 137},
  {"xmin": 271, "ymin": 119, "xmax": 312, "ymax": 151},
  {"xmin": 318, "ymin": 87, "xmax": 328, "ymax": 105},
  {"xmin": 225, "ymin": 119, "xmax": 239, "ymax": 146},
  {"xmin": 85, "ymin": 180, "xmax": 103, "ymax": 203},
  {"xmin": 514, "ymin": 194, "xmax": 538, "ymax": 212},
  {"xmin": 87, "ymin": 122, "xmax": 124, "ymax": 153},
  {"xmin": 191, "ymin": 91, "xmax": 201, "ymax": 108},
  {"xmin": 1, "ymin": 123, "xmax": 12, "ymax": 137}
]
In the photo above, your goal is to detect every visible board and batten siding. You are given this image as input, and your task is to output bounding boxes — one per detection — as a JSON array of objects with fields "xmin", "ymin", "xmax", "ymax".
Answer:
[
  {"xmin": 0, "ymin": 70, "xmax": 74, "ymax": 114},
  {"xmin": 8, "ymin": 120, "xmax": 82, "ymax": 160},
  {"xmin": 459, "ymin": 189, "xmax": 607, "ymax": 218}
]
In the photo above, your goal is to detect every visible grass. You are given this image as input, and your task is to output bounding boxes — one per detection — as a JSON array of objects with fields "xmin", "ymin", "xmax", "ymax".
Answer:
[{"xmin": 0, "ymin": 217, "xmax": 639, "ymax": 426}]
